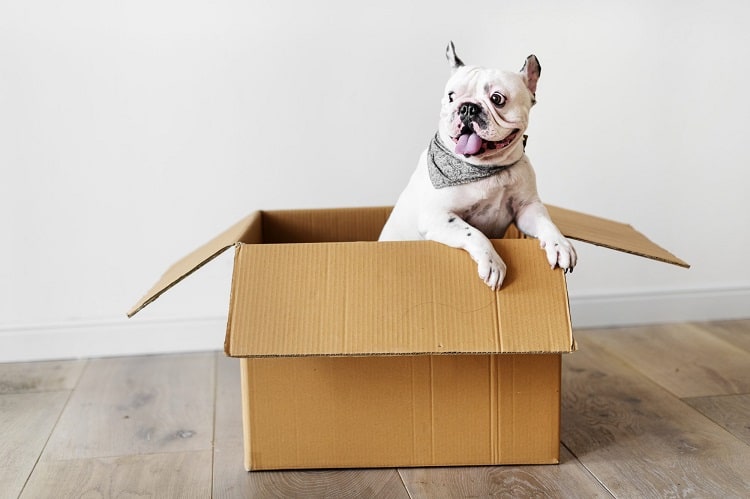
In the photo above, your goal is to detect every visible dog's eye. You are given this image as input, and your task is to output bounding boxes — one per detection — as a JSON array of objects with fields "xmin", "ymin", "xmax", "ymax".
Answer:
[
  {"xmin": 490, "ymin": 93, "xmax": 506, "ymax": 107},
  {"xmin": 448, "ymin": 91, "xmax": 455, "ymax": 103}
]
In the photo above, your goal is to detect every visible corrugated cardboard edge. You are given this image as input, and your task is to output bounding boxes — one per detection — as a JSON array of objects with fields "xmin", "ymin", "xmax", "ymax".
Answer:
[
  {"xmin": 562, "ymin": 273, "xmax": 577, "ymax": 353},
  {"xmin": 126, "ymin": 212, "xmax": 263, "ymax": 318},
  {"xmin": 547, "ymin": 205, "xmax": 690, "ymax": 268}
]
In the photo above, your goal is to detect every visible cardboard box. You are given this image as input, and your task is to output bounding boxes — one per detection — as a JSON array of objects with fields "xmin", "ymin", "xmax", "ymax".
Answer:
[{"xmin": 128, "ymin": 206, "xmax": 687, "ymax": 470}]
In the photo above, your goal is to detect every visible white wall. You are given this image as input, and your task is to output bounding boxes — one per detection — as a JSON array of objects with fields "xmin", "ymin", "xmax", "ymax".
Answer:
[{"xmin": 2, "ymin": 0, "xmax": 749, "ymax": 361}]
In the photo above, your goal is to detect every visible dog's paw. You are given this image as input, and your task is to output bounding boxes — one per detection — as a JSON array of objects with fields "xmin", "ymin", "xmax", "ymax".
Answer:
[
  {"xmin": 477, "ymin": 251, "xmax": 507, "ymax": 290},
  {"xmin": 539, "ymin": 236, "xmax": 577, "ymax": 272}
]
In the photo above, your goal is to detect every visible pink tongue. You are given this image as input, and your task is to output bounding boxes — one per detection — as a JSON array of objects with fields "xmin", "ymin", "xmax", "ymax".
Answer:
[{"xmin": 455, "ymin": 132, "xmax": 483, "ymax": 156}]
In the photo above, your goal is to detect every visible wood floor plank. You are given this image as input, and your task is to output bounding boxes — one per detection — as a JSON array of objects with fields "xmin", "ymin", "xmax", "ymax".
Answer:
[
  {"xmin": 0, "ymin": 359, "xmax": 85, "ymax": 394},
  {"xmin": 684, "ymin": 394, "xmax": 750, "ymax": 446},
  {"xmin": 0, "ymin": 391, "xmax": 69, "ymax": 499},
  {"xmin": 212, "ymin": 353, "xmax": 411, "ymax": 498},
  {"xmin": 213, "ymin": 352, "xmax": 242, "ymax": 445},
  {"xmin": 21, "ymin": 450, "xmax": 212, "ymax": 499},
  {"xmin": 42, "ymin": 353, "xmax": 215, "ymax": 461},
  {"xmin": 562, "ymin": 335, "xmax": 750, "ymax": 497},
  {"xmin": 215, "ymin": 460, "xmax": 412, "ymax": 499},
  {"xmin": 702, "ymin": 319, "xmax": 750, "ymax": 353},
  {"xmin": 583, "ymin": 323, "xmax": 750, "ymax": 397},
  {"xmin": 398, "ymin": 446, "xmax": 612, "ymax": 498}
]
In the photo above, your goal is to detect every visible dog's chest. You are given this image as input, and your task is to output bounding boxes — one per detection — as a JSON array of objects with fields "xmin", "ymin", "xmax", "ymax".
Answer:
[{"xmin": 455, "ymin": 188, "xmax": 515, "ymax": 239}]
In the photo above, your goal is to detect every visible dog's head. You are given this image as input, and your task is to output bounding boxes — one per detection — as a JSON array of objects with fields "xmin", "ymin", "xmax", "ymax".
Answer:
[{"xmin": 439, "ymin": 42, "xmax": 540, "ymax": 165}]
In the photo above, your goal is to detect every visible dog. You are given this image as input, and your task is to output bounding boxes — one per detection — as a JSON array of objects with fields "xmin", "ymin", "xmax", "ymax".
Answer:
[{"xmin": 379, "ymin": 42, "xmax": 576, "ymax": 290}]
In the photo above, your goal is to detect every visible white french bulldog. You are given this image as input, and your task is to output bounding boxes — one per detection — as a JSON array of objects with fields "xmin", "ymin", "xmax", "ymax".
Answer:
[{"xmin": 379, "ymin": 42, "xmax": 576, "ymax": 290}]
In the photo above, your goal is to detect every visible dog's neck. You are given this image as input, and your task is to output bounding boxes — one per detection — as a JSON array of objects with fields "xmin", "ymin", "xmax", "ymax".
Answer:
[{"xmin": 427, "ymin": 133, "xmax": 526, "ymax": 189}]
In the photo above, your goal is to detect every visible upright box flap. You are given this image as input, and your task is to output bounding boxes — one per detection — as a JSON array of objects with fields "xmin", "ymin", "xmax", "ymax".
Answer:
[
  {"xmin": 261, "ymin": 206, "xmax": 392, "ymax": 243},
  {"xmin": 547, "ymin": 205, "xmax": 690, "ymax": 268},
  {"xmin": 225, "ymin": 239, "xmax": 574, "ymax": 357},
  {"xmin": 127, "ymin": 212, "xmax": 263, "ymax": 317}
]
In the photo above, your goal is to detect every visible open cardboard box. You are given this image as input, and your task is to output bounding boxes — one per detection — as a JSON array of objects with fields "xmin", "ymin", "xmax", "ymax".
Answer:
[{"xmin": 128, "ymin": 205, "xmax": 687, "ymax": 470}]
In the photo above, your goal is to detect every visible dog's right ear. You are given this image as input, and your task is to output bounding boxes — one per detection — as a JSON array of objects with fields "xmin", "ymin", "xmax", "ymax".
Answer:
[
  {"xmin": 446, "ymin": 41, "xmax": 464, "ymax": 72},
  {"xmin": 520, "ymin": 54, "xmax": 541, "ymax": 99}
]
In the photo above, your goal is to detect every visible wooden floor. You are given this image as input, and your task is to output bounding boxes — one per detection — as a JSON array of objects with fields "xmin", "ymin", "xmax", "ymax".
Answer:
[{"xmin": 2, "ymin": 320, "xmax": 749, "ymax": 498}]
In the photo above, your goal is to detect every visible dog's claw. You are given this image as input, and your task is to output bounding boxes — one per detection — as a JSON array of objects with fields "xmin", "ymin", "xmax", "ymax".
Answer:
[{"xmin": 540, "ymin": 235, "xmax": 577, "ymax": 275}]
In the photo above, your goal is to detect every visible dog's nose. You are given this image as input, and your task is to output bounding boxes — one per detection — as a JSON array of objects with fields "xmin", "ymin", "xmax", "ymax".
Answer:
[{"xmin": 459, "ymin": 102, "xmax": 480, "ymax": 120}]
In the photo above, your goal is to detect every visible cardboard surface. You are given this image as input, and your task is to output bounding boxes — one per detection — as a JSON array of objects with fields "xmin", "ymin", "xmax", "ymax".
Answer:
[
  {"xmin": 127, "ymin": 212, "xmax": 263, "ymax": 318},
  {"xmin": 225, "ymin": 239, "xmax": 572, "ymax": 357},
  {"xmin": 260, "ymin": 206, "xmax": 391, "ymax": 244},
  {"xmin": 547, "ymin": 205, "xmax": 689, "ymax": 268},
  {"xmin": 241, "ymin": 354, "xmax": 561, "ymax": 470}
]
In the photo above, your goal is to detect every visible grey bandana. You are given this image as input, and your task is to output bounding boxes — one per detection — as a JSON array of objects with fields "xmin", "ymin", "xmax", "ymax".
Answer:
[{"xmin": 427, "ymin": 132, "xmax": 524, "ymax": 189}]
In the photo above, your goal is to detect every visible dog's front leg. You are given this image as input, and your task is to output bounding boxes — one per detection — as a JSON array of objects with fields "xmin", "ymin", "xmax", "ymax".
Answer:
[
  {"xmin": 419, "ymin": 213, "xmax": 506, "ymax": 290},
  {"xmin": 515, "ymin": 202, "xmax": 577, "ymax": 271}
]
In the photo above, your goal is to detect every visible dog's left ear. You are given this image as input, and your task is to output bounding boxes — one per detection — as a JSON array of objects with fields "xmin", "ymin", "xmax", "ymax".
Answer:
[
  {"xmin": 446, "ymin": 41, "xmax": 464, "ymax": 72},
  {"xmin": 520, "ymin": 54, "xmax": 541, "ymax": 98}
]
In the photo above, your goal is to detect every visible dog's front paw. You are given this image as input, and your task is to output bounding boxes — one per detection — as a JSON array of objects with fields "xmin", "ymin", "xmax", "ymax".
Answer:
[
  {"xmin": 539, "ymin": 236, "xmax": 577, "ymax": 272},
  {"xmin": 477, "ymin": 250, "xmax": 507, "ymax": 290}
]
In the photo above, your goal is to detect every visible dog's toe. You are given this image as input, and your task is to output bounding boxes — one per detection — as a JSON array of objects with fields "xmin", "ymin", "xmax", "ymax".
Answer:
[
  {"xmin": 558, "ymin": 248, "xmax": 571, "ymax": 270},
  {"xmin": 540, "ymin": 237, "xmax": 577, "ymax": 272},
  {"xmin": 478, "ymin": 257, "xmax": 506, "ymax": 290}
]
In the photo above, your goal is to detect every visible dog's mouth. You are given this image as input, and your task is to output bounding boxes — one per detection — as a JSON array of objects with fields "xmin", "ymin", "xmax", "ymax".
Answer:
[{"xmin": 453, "ymin": 127, "xmax": 520, "ymax": 157}]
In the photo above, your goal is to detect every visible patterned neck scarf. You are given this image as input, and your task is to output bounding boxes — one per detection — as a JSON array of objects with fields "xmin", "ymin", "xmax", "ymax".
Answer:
[{"xmin": 426, "ymin": 132, "xmax": 525, "ymax": 189}]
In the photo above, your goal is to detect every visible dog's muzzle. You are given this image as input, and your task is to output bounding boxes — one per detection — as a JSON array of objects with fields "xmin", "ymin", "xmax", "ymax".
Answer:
[{"xmin": 459, "ymin": 102, "xmax": 481, "ymax": 124}]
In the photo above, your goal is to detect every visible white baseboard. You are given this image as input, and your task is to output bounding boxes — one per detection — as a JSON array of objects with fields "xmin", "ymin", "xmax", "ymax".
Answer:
[
  {"xmin": 569, "ymin": 285, "xmax": 750, "ymax": 329},
  {"xmin": 1, "ymin": 286, "xmax": 748, "ymax": 363},
  {"xmin": 0, "ymin": 317, "xmax": 227, "ymax": 363}
]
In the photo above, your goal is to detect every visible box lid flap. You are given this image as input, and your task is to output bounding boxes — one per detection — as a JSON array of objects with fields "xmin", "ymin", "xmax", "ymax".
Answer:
[
  {"xmin": 547, "ymin": 205, "xmax": 689, "ymax": 268},
  {"xmin": 225, "ymin": 239, "xmax": 574, "ymax": 357},
  {"xmin": 127, "ymin": 212, "xmax": 263, "ymax": 317}
]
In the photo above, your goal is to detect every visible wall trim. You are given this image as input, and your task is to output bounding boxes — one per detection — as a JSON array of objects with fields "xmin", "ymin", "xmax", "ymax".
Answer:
[
  {"xmin": 569, "ymin": 285, "xmax": 750, "ymax": 329},
  {"xmin": 1, "ymin": 286, "xmax": 748, "ymax": 363},
  {"xmin": 0, "ymin": 317, "xmax": 227, "ymax": 363}
]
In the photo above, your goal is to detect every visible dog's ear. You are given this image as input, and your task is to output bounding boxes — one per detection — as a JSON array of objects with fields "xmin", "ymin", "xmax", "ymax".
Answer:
[
  {"xmin": 446, "ymin": 41, "xmax": 464, "ymax": 72},
  {"xmin": 520, "ymin": 54, "xmax": 541, "ymax": 99}
]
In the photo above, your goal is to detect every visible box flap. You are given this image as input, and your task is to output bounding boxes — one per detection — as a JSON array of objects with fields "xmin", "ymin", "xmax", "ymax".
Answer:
[
  {"xmin": 225, "ymin": 239, "xmax": 574, "ymax": 357},
  {"xmin": 261, "ymin": 206, "xmax": 392, "ymax": 243},
  {"xmin": 127, "ymin": 212, "xmax": 263, "ymax": 317},
  {"xmin": 546, "ymin": 205, "xmax": 689, "ymax": 268}
]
